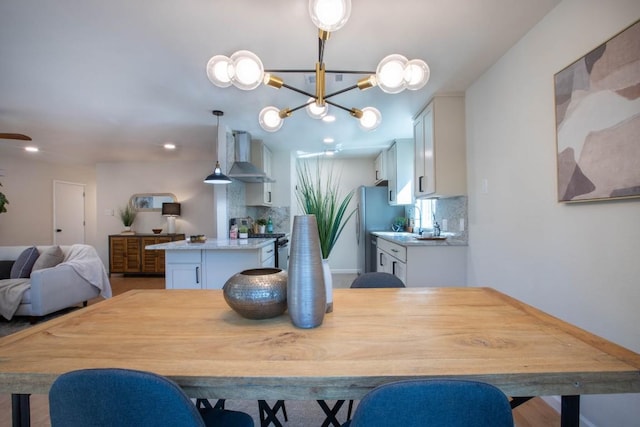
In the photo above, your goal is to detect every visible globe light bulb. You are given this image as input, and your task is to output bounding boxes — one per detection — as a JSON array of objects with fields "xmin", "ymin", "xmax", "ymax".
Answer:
[
  {"xmin": 259, "ymin": 106, "xmax": 284, "ymax": 132},
  {"xmin": 308, "ymin": 0, "xmax": 351, "ymax": 32}
]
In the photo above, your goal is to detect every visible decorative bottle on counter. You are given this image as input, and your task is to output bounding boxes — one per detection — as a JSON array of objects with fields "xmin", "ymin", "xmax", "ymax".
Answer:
[{"xmin": 266, "ymin": 217, "xmax": 273, "ymax": 233}]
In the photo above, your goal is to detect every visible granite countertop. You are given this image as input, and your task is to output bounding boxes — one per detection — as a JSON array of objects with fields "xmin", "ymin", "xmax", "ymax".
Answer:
[
  {"xmin": 372, "ymin": 231, "xmax": 468, "ymax": 247},
  {"xmin": 145, "ymin": 237, "xmax": 275, "ymax": 251}
]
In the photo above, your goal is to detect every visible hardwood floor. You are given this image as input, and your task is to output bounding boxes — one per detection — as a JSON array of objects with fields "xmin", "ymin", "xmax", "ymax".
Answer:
[{"xmin": 0, "ymin": 275, "xmax": 561, "ymax": 426}]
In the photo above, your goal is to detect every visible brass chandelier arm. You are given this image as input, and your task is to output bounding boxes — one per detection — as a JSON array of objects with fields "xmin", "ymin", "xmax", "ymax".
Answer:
[
  {"xmin": 281, "ymin": 83, "xmax": 316, "ymax": 98},
  {"xmin": 265, "ymin": 69, "xmax": 316, "ymax": 73},
  {"xmin": 324, "ymin": 99, "xmax": 356, "ymax": 114},
  {"xmin": 324, "ymin": 84, "xmax": 359, "ymax": 100},
  {"xmin": 264, "ymin": 69, "xmax": 375, "ymax": 74}
]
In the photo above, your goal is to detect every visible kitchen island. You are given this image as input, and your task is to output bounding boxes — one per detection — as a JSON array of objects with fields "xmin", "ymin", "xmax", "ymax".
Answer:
[{"xmin": 146, "ymin": 238, "xmax": 276, "ymax": 289}]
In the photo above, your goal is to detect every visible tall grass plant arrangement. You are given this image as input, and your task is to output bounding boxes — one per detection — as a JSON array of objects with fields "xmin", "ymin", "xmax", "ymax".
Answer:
[{"xmin": 296, "ymin": 160, "xmax": 355, "ymax": 259}]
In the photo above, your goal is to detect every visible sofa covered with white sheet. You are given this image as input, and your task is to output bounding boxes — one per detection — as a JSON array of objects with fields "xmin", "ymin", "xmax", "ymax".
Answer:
[{"xmin": 0, "ymin": 244, "xmax": 112, "ymax": 320}]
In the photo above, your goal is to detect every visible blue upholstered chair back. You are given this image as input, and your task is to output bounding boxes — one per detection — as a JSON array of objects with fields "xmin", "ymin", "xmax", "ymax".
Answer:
[
  {"xmin": 345, "ymin": 379, "xmax": 514, "ymax": 427},
  {"xmin": 49, "ymin": 368, "xmax": 253, "ymax": 427},
  {"xmin": 350, "ymin": 272, "xmax": 405, "ymax": 288}
]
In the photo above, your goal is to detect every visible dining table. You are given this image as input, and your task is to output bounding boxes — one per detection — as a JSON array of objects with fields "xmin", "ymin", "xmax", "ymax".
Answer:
[{"xmin": 0, "ymin": 287, "xmax": 639, "ymax": 427}]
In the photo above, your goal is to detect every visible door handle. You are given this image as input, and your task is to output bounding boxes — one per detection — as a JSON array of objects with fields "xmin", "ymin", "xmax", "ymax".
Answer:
[
  {"xmin": 418, "ymin": 176, "xmax": 424, "ymax": 193},
  {"xmin": 392, "ymin": 261, "xmax": 397, "ymax": 275},
  {"xmin": 196, "ymin": 266, "xmax": 200, "ymax": 284},
  {"xmin": 56, "ymin": 229, "xmax": 62, "ymax": 232}
]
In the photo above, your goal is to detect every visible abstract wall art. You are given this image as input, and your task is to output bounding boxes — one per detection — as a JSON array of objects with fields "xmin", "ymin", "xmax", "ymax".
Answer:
[{"xmin": 554, "ymin": 19, "xmax": 640, "ymax": 202}]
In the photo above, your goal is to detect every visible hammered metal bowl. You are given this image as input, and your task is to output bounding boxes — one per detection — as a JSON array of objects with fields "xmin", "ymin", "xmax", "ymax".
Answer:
[{"xmin": 223, "ymin": 268, "xmax": 288, "ymax": 319}]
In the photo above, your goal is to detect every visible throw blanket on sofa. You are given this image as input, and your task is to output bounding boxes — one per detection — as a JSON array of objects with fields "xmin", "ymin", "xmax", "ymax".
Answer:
[
  {"xmin": 0, "ymin": 278, "xmax": 30, "ymax": 320},
  {"xmin": 64, "ymin": 245, "xmax": 112, "ymax": 298}
]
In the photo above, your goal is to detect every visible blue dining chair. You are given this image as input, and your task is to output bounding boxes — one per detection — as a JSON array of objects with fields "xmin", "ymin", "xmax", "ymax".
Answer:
[
  {"xmin": 350, "ymin": 272, "xmax": 405, "ymax": 288},
  {"xmin": 342, "ymin": 379, "xmax": 514, "ymax": 427},
  {"xmin": 49, "ymin": 368, "xmax": 254, "ymax": 427}
]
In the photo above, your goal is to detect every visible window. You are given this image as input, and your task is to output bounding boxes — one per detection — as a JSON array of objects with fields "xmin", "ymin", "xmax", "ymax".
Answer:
[{"xmin": 411, "ymin": 199, "xmax": 435, "ymax": 231}]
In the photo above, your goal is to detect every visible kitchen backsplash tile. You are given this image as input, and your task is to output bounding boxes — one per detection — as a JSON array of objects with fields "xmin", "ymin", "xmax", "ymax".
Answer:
[{"xmin": 435, "ymin": 196, "xmax": 468, "ymax": 243}]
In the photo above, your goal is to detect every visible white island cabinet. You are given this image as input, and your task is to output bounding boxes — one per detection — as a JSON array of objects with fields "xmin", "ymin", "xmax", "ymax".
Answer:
[{"xmin": 146, "ymin": 238, "xmax": 276, "ymax": 289}]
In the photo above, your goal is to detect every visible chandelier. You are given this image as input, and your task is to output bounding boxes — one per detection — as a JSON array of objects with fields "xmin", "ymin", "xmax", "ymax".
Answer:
[{"xmin": 206, "ymin": 0, "xmax": 430, "ymax": 133}]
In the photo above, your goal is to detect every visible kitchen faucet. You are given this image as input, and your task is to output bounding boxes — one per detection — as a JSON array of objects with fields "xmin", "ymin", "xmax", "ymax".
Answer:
[{"xmin": 413, "ymin": 205, "xmax": 423, "ymax": 235}]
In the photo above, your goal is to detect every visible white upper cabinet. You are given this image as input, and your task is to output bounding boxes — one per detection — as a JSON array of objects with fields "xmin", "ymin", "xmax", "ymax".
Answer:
[
  {"xmin": 246, "ymin": 142, "xmax": 273, "ymax": 206},
  {"xmin": 414, "ymin": 95, "xmax": 467, "ymax": 198},
  {"xmin": 387, "ymin": 139, "xmax": 414, "ymax": 205},
  {"xmin": 374, "ymin": 150, "xmax": 388, "ymax": 185}
]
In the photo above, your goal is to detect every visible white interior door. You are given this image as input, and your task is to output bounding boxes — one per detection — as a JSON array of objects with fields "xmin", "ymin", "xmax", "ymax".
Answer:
[{"xmin": 54, "ymin": 181, "xmax": 85, "ymax": 245}]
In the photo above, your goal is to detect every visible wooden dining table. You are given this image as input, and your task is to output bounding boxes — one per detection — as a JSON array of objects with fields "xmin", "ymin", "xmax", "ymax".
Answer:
[{"xmin": 1, "ymin": 287, "xmax": 639, "ymax": 427}]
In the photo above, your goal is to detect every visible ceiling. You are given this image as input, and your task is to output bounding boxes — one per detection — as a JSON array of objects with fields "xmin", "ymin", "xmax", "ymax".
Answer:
[{"xmin": 0, "ymin": 0, "xmax": 560, "ymax": 166}]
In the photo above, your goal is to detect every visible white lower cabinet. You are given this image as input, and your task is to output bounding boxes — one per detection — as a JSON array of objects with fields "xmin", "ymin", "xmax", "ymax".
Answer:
[
  {"xmin": 375, "ymin": 236, "xmax": 466, "ymax": 287},
  {"xmin": 260, "ymin": 244, "xmax": 275, "ymax": 267},
  {"xmin": 165, "ymin": 251, "xmax": 202, "ymax": 289},
  {"xmin": 376, "ymin": 239, "xmax": 407, "ymax": 284},
  {"xmin": 165, "ymin": 244, "xmax": 275, "ymax": 289}
]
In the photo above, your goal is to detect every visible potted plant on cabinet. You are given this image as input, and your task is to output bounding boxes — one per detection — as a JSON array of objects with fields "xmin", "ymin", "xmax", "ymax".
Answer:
[
  {"xmin": 119, "ymin": 205, "xmax": 137, "ymax": 234},
  {"xmin": 238, "ymin": 225, "xmax": 249, "ymax": 239},
  {"xmin": 296, "ymin": 159, "xmax": 356, "ymax": 312}
]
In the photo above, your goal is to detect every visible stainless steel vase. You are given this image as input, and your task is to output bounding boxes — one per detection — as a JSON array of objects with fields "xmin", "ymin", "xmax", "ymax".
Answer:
[{"xmin": 287, "ymin": 215, "xmax": 326, "ymax": 328}]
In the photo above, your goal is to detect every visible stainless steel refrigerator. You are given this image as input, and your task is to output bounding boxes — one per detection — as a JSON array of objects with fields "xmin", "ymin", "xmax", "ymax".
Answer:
[{"xmin": 356, "ymin": 186, "xmax": 405, "ymax": 275}]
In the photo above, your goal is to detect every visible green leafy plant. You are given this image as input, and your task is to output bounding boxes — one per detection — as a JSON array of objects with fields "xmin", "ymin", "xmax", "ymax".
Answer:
[
  {"xmin": 0, "ymin": 182, "xmax": 8, "ymax": 214},
  {"xmin": 256, "ymin": 218, "xmax": 268, "ymax": 226},
  {"xmin": 394, "ymin": 216, "xmax": 407, "ymax": 226},
  {"xmin": 296, "ymin": 160, "xmax": 355, "ymax": 259},
  {"xmin": 238, "ymin": 225, "xmax": 249, "ymax": 233},
  {"xmin": 119, "ymin": 205, "xmax": 137, "ymax": 227}
]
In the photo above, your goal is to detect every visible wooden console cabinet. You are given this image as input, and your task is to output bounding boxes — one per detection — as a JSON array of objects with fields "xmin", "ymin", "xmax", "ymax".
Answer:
[{"xmin": 109, "ymin": 234, "xmax": 185, "ymax": 275}]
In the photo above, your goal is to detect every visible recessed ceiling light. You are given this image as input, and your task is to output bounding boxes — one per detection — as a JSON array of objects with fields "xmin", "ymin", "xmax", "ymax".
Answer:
[
  {"xmin": 322, "ymin": 115, "xmax": 336, "ymax": 123},
  {"xmin": 323, "ymin": 137, "xmax": 334, "ymax": 144},
  {"xmin": 25, "ymin": 146, "xmax": 39, "ymax": 152},
  {"xmin": 164, "ymin": 143, "xmax": 176, "ymax": 150}
]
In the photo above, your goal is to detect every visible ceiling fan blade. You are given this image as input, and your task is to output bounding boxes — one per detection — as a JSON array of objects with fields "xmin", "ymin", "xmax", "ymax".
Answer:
[{"xmin": 0, "ymin": 133, "xmax": 32, "ymax": 141}]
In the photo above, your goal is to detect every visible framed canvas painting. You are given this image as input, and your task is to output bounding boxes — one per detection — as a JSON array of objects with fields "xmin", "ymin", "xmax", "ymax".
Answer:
[{"xmin": 554, "ymin": 19, "xmax": 640, "ymax": 202}]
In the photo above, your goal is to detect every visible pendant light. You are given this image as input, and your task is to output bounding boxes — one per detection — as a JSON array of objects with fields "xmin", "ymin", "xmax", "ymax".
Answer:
[{"xmin": 204, "ymin": 110, "xmax": 232, "ymax": 185}]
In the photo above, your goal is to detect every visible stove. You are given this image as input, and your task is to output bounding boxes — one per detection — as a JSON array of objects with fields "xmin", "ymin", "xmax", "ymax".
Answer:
[{"xmin": 248, "ymin": 232, "xmax": 286, "ymax": 239}]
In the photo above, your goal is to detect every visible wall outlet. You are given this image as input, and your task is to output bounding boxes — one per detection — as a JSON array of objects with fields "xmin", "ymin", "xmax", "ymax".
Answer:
[
  {"xmin": 460, "ymin": 218, "xmax": 465, "ymax": 231},
  {"xmin": 442, "ymin": 219, "xmax": 448, "ymax": 231}
]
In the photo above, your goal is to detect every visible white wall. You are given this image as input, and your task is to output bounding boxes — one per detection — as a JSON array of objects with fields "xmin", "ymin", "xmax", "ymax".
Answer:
[
  {"xmin": 96, "ymin": 159, "xmax": 215, "ymax": 266},
  {"xmin": 465, "ymin": 0, "xmax": 640, "ymax": 425},
  {"xmin": 0, "ymin": 153, "xmax": 97, "ymax": 247}
]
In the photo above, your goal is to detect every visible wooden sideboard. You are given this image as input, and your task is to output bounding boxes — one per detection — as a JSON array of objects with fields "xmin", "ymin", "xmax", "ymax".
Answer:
[{"xmin": 108, "ymin": 234, "xmax": 185, "ymax": 276}]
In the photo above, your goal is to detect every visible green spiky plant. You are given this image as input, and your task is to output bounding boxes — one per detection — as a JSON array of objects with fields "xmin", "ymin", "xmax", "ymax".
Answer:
[
  {"xmin": 0, "ymin": 182, "xmax": 8, "ymax": 214},
  {"xmin": 119, "ymin": 205, "xmax": 137, "ymax": 227},
  {"xmin": 296, "ymin": 160, "xmax": 355, "ymax": 259}
]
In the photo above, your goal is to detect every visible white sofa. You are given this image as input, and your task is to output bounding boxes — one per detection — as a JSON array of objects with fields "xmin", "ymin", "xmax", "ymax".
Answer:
[{"xmin": 0, "ymin": 244, "xmax": 112, "ymax": 320}]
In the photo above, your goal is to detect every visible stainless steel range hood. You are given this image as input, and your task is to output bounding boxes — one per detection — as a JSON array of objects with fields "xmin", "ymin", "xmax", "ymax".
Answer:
[{"xmin": 227, "ymin": 131, "xmax": 274, "ymax": 183}]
